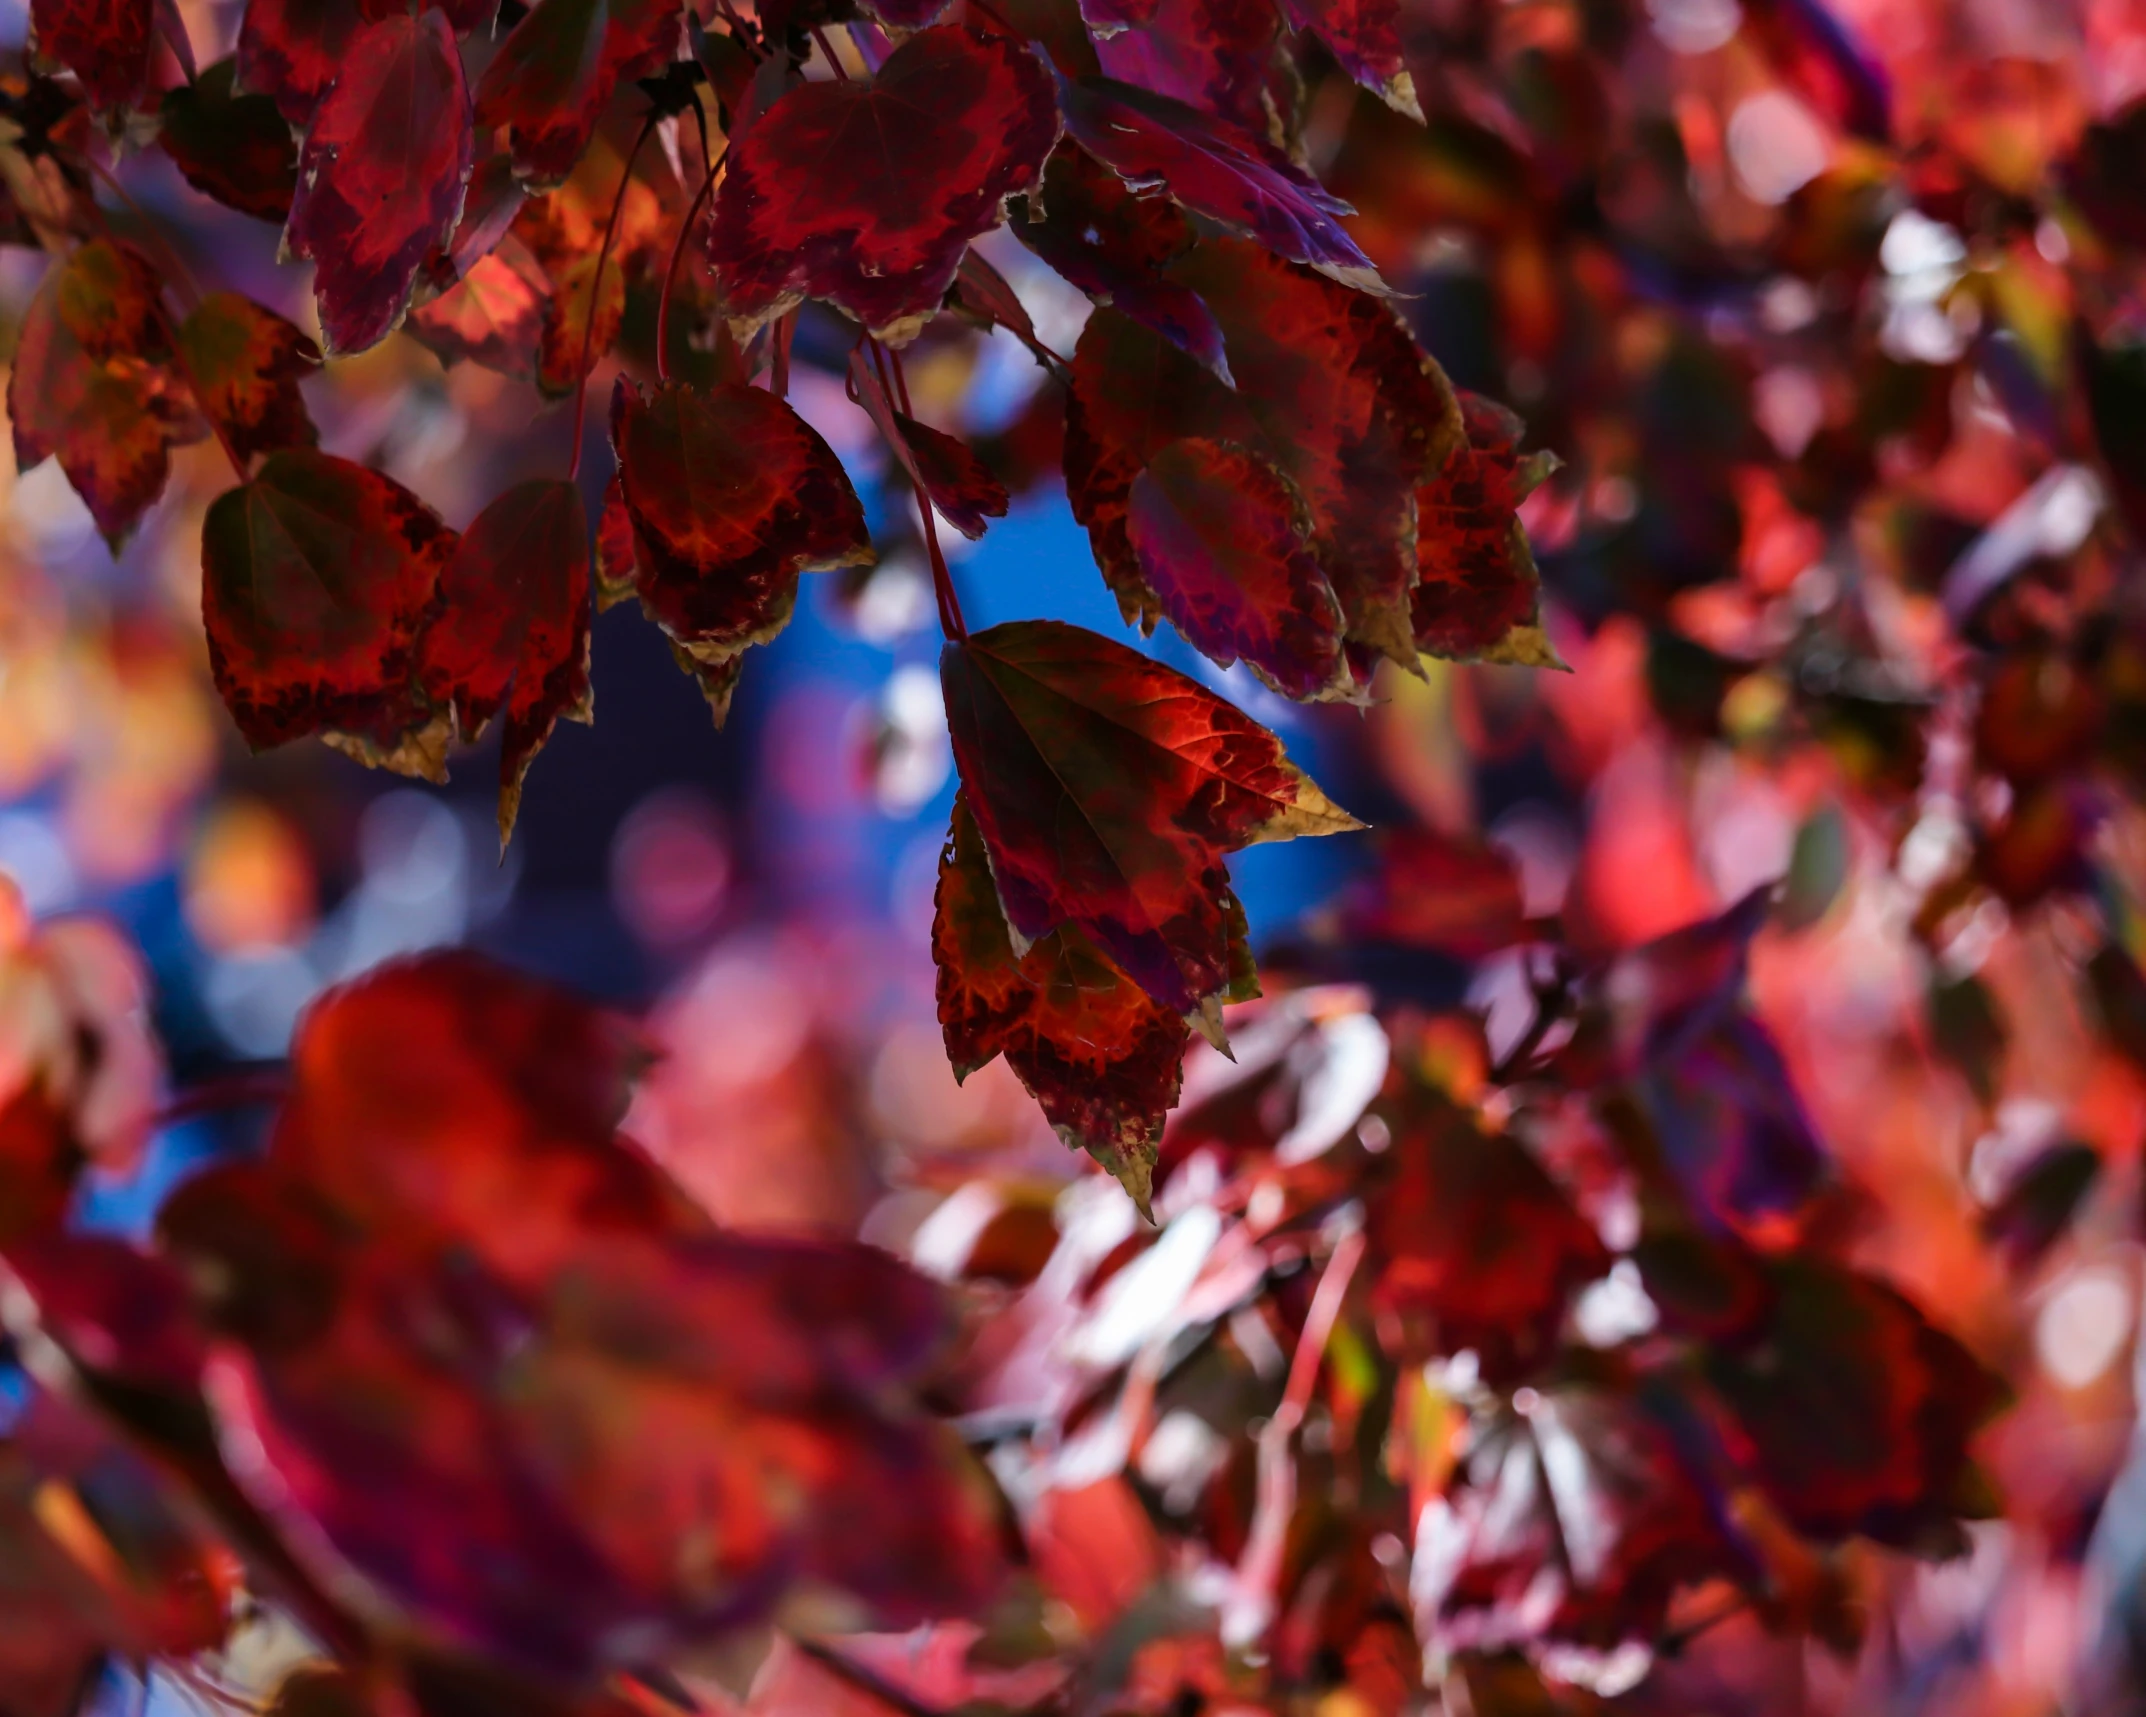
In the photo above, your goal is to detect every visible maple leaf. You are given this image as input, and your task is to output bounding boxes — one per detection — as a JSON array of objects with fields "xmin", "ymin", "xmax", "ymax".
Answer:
[
  {"xmin": 1011, "ymin": 142, "xmax": 1230, "ymax": 380},
  {"xmin": 1125, "ymin": 436, "xmax": 1350, "ymax": 701},
  {"xmin": 1280, "ymin": 0, "xmax": 1419, "ymax": 119},
  {"xmin": 1366, "ymin": 1081, "xmax": 1610, "ymax": 1384},
  {"xmin": 419, "ymin": 478, "xmax": 594, "ymax": 846},
  {"xmin": 30, "ymin": 0, "xmax": 153, "ymax": 109},
  {"xmin": 1413, "ymin": 392, "xmax": 1562, "ymax": 667},
  {"xmin": 176, "ymin": 291, "xmax": 319, "ymax": 464},
  {"xmin": 1093, "ymin": 0, "xmax": 1278, "ymax": 129},
  {"xmin": 939, "ymin": 617, "xmax": 1361, "ymax": 1036},
  {"xmin": 474, "ymin": 0, "xmax": 682, "ymax": 188},
  {"xmin": 158, "ymin": 58, "xmax": 299, "ymax": 220},
  {"xmin": 609, "ymin": 377, "xmax": 873, "ymax": 709},
  {"xmin": 235, "ymin": 0, "xmax": 365, "ymax": 126},
  {"xmin": 849, "ymin": 352, "xmax": 1010, "ymax": 540},
  {"xmin": 199, "ymin": 449, "xmax": 455, "ymax": 759},
  {"xmin": 7, "ymin": 239, "xmax": 201, "ymax": 552},
  {"xmin": 1056, "ymin": 75, "xmax": 1385, "ymax": 294},
  {"xmin": 706, "ymin": 26, "xmax": 1059, "ymax": 343},
  {"xmin": 284, "ymin": 9, "xmax": 473, "ymax": 354},
  {"xmin": 936, "ymin": 791, "xmax": 1244, "ymax": 1214}
]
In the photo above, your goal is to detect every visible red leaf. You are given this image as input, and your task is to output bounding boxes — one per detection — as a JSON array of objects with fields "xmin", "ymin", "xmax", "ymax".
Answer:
[
  {"xmin": 707, "ymin": 26, "xmax": 1058, "ymax": 343},
  {"xmin": 7, "ymin": 240, "xmax": 201, "ymax": 551},
  {"xmin": 159, "ymin": 59, "xmax": 300, "ymax": 220},
  {"xmin": 420, "ymin": 479, "xmax": 594, "ymax": 845},
  {"xmin": 199, "ymin": 449, "xmax": 455, "ymax": 754},
  {"xmin": 474, "ymin": 0, "xmax": 682, "ymax": 187},
  {"xmin": 848, "ymin": 352, "xmax": 1010, "ymax": 540},
  {"xmin": 1093, "ymin": 0, "xmax": 1279, "ymax": 130},
  {"xmin": 1412, "ymin": 391, "xmax": 1560, "ymax": 665},
  {"xmin": 1280, "ymin": 0, "xmax": 1418, "ymax": 118},
  {"xmin": 236, "ymin": 0, "xmax": 363, "ymax": 126},
  {"xmin": 859, "ymin": 0, "xmax": 950, "ymax": 22},
  {"xmin": 609, "ymin": 378, "xmax": 872, "ymax": 697},
  {"xmin": 32, "ymin": 0, "xmax": 153, "ymax": 108},
  {"xmin": 176, "ymin": 291, "xmax": 319, "ymax": 463},
  {"xmin": 1332, "ymin": 828, "xmax": 1529, "ymax": 960},
  {"xmin": 1125, "ymin": 435, "xmax": 1349, "ymax": 700},
  {"xmin": 939, "ymin": 617, "xmax": 1360, "ymax": 1028},
  {"xmin": 512, "ymin": 136, "xmax": 670, "ymax": 396},
  {"xmin": 1080, "ymin": 0, "xmax": 1158, "ymax": 27},
  {"xmin": 285, "ymin": 9, "xmax": 473, "ymax": 354},
  {"xmin": 595, "ymin": 471, "xmax": 637, "ymax": 606},
  {"xmin": 406, "ymin": 239, "xmax": 551, "ymax": 380},
  {"xmin": 1012, "ymin": 143, "xmax": 1230, "ymax": 380},
  {"xmin": 935, "ymin": 791, "xmax": 1201, "ymax": 1213},
  {"xmin": 1367, "ymin": 1082, "xmax": 1610, "ymax": 1383},
  {"xmin": 1056, "ymin": 75, "xmax": 1385, "ymax": 294}
]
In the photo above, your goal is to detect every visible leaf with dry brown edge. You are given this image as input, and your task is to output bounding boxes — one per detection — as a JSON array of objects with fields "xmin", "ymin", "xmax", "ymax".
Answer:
[
  {"xmin": 419, "ymin": 478, "xmax": 593, "ymax": 847},
  {"xmin": 609, "ymin": 378, "xmax": 872, "ymax": 690},
  {"xmin": 199, "ymin": 449, "xmax": 455, "ymax": 764},
  {"xmin": 1281, "ymin": 0, "xmax": 1420, "ymax": 118},
  {"xmin": 937, "ymin": 791, "xmax": 1254, "ymax": 1215},
  {"xmin": 940, "ymin": 617, "xmax": 1360, "ymax": 1042},
  {"xmin": 8, "ymin": 240, "xmax": 202, "ymax": 552},
  {"xmin": 176, "ymin": 291, "xmax": 318, "ymax": 464},
  {"xmin": 1413, "ymin": 391, "xmax": 1563, "ymax": 667}
]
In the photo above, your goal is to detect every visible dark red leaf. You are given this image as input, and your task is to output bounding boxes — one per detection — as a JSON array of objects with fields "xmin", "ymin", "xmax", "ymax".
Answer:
[
  {"xmin": 285, "ymin": 9, "xmax": 473, "ymax": 354},
  {"xmin": 1331, "ymin": 828, "xmax": 1529, "ymax": 960},
  {"xmin": 707, "ymin": 26, "xmax": 1058, "ymax": 343},
  {"xmin": 1011, "ymin": 143, "xmax": 1230, "ymax": 380},
  {"xmin": 848, "ymin": 352, "xmax": 1010, "ymax": 540},
  {"xmin": 1702, "ymin": 1258, "xmax": 2005, "ymax": 1553},
  {"xmin": 235, "ymin": 0, "xmax": 362, "ymax": 125},
  {"xmin": 406, "ymin": 239, "xmax": 552, "ymax": 380},
  {"xmin": 940, "ymin": 617, "xmax": 1360, "ymax": 1028},
  {"xmin": 1093, "ymin": 0, "xmax": 1278, "ymax": 129},
  {"xmin": 199, "ymin": 449, "xmax": 455, "ymax": 754},
  {"xmin": 595, "ymin": 471, "xmax": 637, "ymax": 606},
  {"xmin": 609, "ymin": 379, "xmax": 872, "ymax": 691},
  {"xmin": 1280, "ymin": 0, "xmax": 1418, "ymax": 117},
  {"xmin": 7, "ymin": 240, "xmax": 201, "ymax": 551},
  {"xmin": 420, "ymin": 479, "xmax": 594, "ymax": 845},
  {"xmin": 0, "ymin": 1090, "xmax": 80, "ymax": 1246},
  {"xmin": 1367, "ymin": 1081, "xmax": 1610, "ymax": 1383},
  {"xmin": 176, "ymin": 291, "xmax": 319, "ymax": 463},
  {"xmin": 32, "ymin": 0, "xmax": 153, "ymax": 109},
  {"xmin": 1412, "ymin": 391, "xmax": 1560, "ymax": 665},
  {"xmin": 1124, "ymin": 436, "xmax": 1348, "ymax": 700},
  {"xmin": 1080, "ymin": 0, "xmax": 1157, "ymax": 27},
  {"xmin": 935, "ymin": 791, "xmax": 1198, "ymax": 1213},
  {"xmin": 0, "ymin": 1234, "xmax": 207, "ymax": 1398},
  {"xmin": 1056, "ymin": 75, "xmax": 1385, "ymax": 294},
  {"xmin": 474, "ymin": 0, "xmax": 682, "ymax": 187},
  {"xmin": 158, "ymin": 58, "xmax": 298, "ymax": 219},
  {"xmin": 860, "ymin": 0, "xmax": 950, "ymax": 21}
]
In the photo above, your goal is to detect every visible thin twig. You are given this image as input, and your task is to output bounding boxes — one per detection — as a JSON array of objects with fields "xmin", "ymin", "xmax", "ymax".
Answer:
[
  {"xmin": 869, "ymin": 337, "xmax": 967, "ymax": 640},
  {"xmin": 155, "ymin": 1068, "xmax": 289, "ymax": 1128},
  {"xmin": 656, "ymin": 147, "xmax": 726, "ymax": 383},
  {"xmin": 809, "ymin": 23, "xmax": 851, "ymax": 78},
  {"xmin": 567, "ymin": 110, "xmax": 662, "ymax": 483}
]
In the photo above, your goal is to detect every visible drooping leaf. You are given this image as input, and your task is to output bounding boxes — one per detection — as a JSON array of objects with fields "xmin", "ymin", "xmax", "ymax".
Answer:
[
  {"xmin": 1413, "ymin": 391, "xmax": 1561, "ymax": 666},
  {"xmin": 940, "ymin": 617, "xmax": 1361, "ymax": 1029},
  {"xmin": 1056, "ymin": 74, "xmax": 1385, "ymax": 294},
  {"xmin": 935, "ymin": 792, "xmax": 1203, "ymax": 1214},
  {"xmin": 236, "ymin": 0, "xmax": 363, "ymax": 125},
  {"xmin": 7, "ymin": 240, "xmax": 201, "ymax": 551},
  {"xmin": 707, "ymin": 25, "xmax": 1058, "ymax": 343},
  {"xmin": 610, "ymin": 378, "xmax": 873, "ymax": 693},
  {"xmin": 406, "ymin": 239, "xmax": 552, "ymax": 380},
  {"xmin": 1092, "ymin": 0, "xmax": 1279, "ymax": 129},
  {"xmin": 419, "ymin": 479, "xmax": 593, "ymax": 846},
  {"xmin": 31, "ymin": 0, "xmax": 153, "ymax": 109},
  {"xmin": 474, "ymin": 0, "xmax": 683, "ymax": 187},
  {"xmin": 1011, "ymin": 142, "xmax": 1230, "ymax": 380},
  {"xmin": 512, "ymin": 134, "xmax": 670, "ymax": 397},
  {"xmin": 158, "ymin": 57, "xmax": 299, "ymax": 219},
  {"xmin": 1281, "ymin": 0, "xmax": 1418, "ymax": 117},
  {"xmin": 1125, "ymin": 435, "xmax": 1348, "ymax": 700},
  {"xmin": 847, "ymin": 351, "xmax": 1010, "ymax": 540},
  {"xmin": 1367, "ymin": 1081, "xmax": 1610, "ymax": 1383},
  {"xmin": 199, "ymin": 449, "xmax": 455, "ymax": 755},
  {"xmin": 284, "ymin": 9, "xmax": 474, "ymax": 354},
  {"xmin": 176, "ymin": 291, "xmax": 319, "ymax": 463}
]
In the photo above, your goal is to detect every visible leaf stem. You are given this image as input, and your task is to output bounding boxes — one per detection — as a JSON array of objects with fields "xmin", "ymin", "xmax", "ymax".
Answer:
[
  {"xmin": 711, "ymin": 0, "xmax": 764, "ymax": 60},
  {"xmin": 83, "ymin": 155, "xmax": 206, "ymax": 310},
  {"xmin": 869, "ymin": 337, "xmax": 967, "ymax": 641},
  {"xmin": 809, "ymin": 23, "xmax": 850, "ymax": 79},
  {"xmin": 566, "ymin": 110, "xmax": 661, "ymax": 484},
  {"xmin": 655, "ymin": 147, "xmax": 725, "ymax": 384}
]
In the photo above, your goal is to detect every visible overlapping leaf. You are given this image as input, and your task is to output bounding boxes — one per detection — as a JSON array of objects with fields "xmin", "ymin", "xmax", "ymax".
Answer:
[
  {"xmin": 1092, "ymin": 0, "xmax": 1278, "ymax": 130},
  {"xmin": 31, "ymin": 0, "xmax": 153, "ymax": 109},
  {"xmin": 939, "ymin": 617, "xmax": 1360, "ymax": 1032},
  {"xmin": 176, "ymin": 292, "xmax": 318, "ymax": 463},
  {"xmin": 707, "ymin": 26, "xmax": 1058, "ymax": 342},
  {"xmin": 848, "ymin": 352, "xmax": 1010, "ymax": 540},
  {"xmin": 1280, "ymin": 0, "xmax": 1417, "ymax": 117},
  {"xmin": 236, "ymin": 0, "xmax": 364, "ymax": 127},
  {"xmin": 159, "ymin": 58, "xmax": 298, "ymax": 220},
  {"xmin": 474, "ymin": 0, "xmax": 683, "ymax": 187},
  {"xmin": 284, "ymin": 9, "xmax": 473, "ymax": 354},
  {"xmin": 1412, "ymin": 392, "xmax": 1561, "ymax": 666}
]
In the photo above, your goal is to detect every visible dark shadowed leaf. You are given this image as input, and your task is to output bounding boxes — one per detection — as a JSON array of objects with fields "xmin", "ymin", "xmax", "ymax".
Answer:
[
  {"xmin": 707, "ymin": 26, "xmax": 1058, "ymax": 343},
  {"xmin": 199, "ymin": 449, "xmax": 454, "ymax": 755},
  {"xmin": 940, "ymin": 617, "xmax": 1360, "ymax": 1029},
  {"xmin": 420, "ymin": 479, "xmax": 594, "ymax": 845},
  {"xmin": 285, "ymin": 9, "xmax": 473, "ymax": 354},
  {"xmin": 176, "ymin": 291, "xmax": 319, "ymax": 463},
  {"xmin": 1413, "ymin": 391, "xmax": 1560, "ymax": 666},
  {"xmin": 1980, "ymin": 1138, "xmax": 2099, "ymax": 1270},
  {"xmin": 236, "ymin": 0, "xmax": 362, "ymax": 125},
  {"xmin": 158, "ymin": 58, "xmax": 299, "ymax": 220},
  {"xmin": 848, "ymin": 352, "xmax": 1010, "ymax": 540},
  {"xmin": 474, "ymin": 0, "xmax": 683, "ymax": 187}
]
